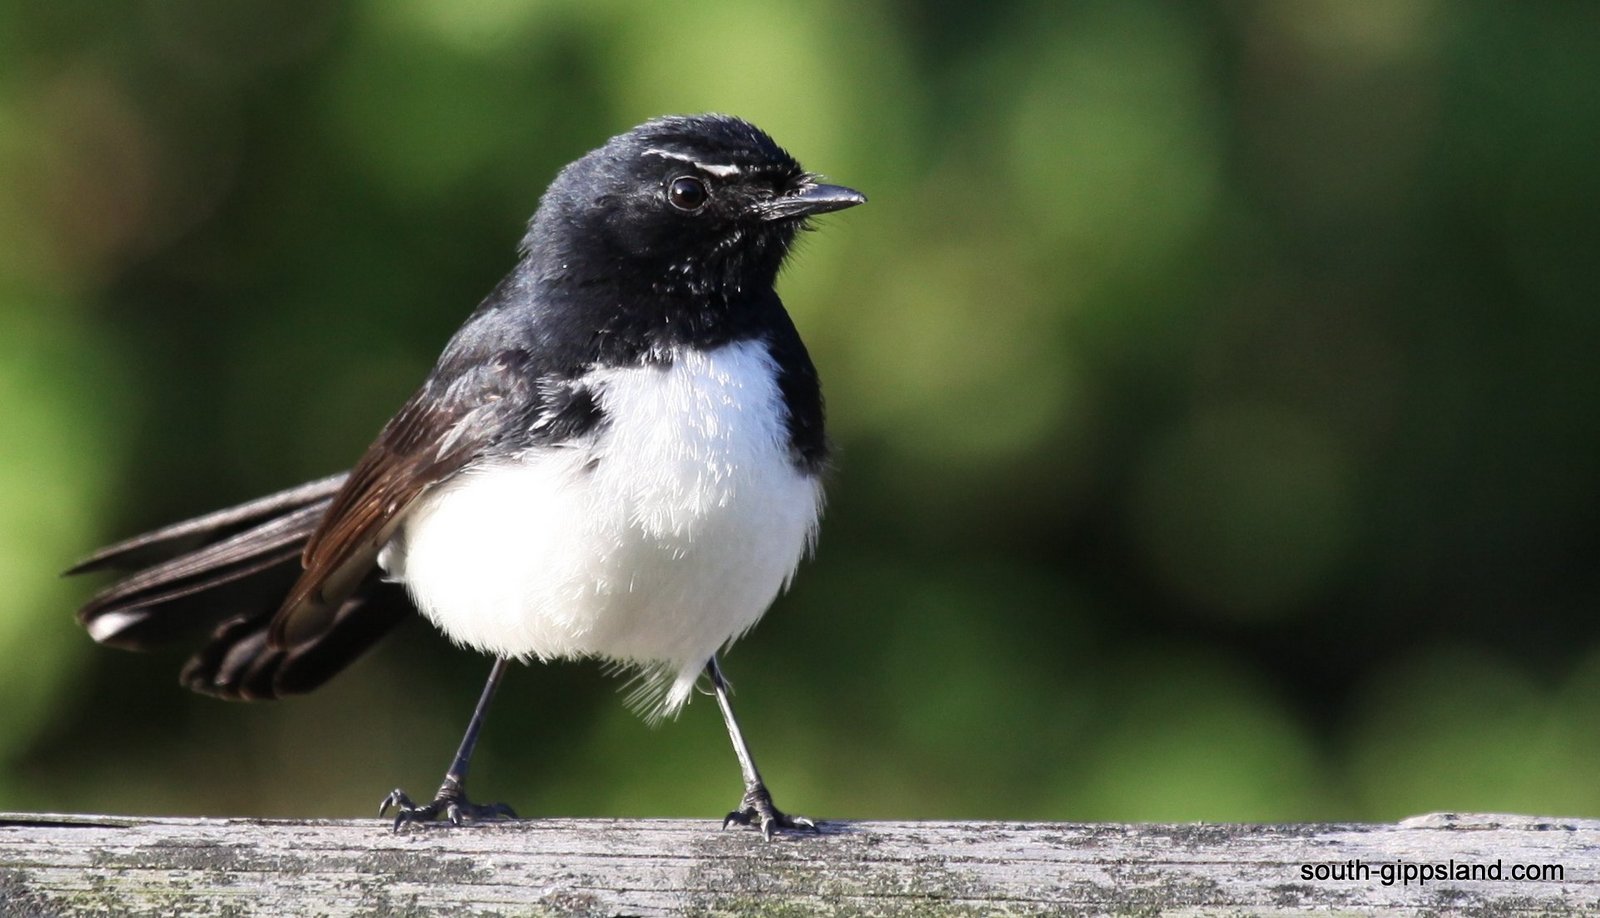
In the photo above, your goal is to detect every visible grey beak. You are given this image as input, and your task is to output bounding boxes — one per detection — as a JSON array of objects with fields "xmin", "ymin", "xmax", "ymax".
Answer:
[{"xmin": 762, "ymin": 183, "xmax": 867, "ymax": 221}]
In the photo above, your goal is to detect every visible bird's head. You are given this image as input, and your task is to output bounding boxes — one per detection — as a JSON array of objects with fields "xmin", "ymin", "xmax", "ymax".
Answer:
[{"xmin": 528, "ymin": 114, "xmax": 865, "ymax": 299}]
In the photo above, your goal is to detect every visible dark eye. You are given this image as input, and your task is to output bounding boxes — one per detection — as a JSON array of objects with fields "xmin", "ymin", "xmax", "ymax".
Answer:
[{"xmin": 667, "ymin": 176, "xmax": 708, "ymax": 211}]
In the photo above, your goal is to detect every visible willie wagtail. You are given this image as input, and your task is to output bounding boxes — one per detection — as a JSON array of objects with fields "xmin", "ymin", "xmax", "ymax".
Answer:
[{"xmin": 69, "ymin": 114, "xmax": 865, "ymax": 838}]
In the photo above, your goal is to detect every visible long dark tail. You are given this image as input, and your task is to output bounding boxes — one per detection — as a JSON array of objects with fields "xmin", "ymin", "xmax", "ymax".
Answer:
[{"xmin": 68, "ymin": 474, "xmax": 411, "ymax": 701}]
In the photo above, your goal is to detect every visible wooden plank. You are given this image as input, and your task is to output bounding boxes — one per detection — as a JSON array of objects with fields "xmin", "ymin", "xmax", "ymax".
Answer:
[{"xmin": 1, "ymin": 812, "xmax": 1596, "ymax": 915}]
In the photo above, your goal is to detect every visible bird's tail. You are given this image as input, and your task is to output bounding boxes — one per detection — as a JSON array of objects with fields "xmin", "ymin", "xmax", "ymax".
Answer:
[{"xmin": 68, "ymin": 473, "xmax": 409, "ymax": 701}]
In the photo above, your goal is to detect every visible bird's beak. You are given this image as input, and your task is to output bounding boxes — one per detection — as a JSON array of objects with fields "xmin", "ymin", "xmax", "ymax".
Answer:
[{"xmin": 761, "ymin": 182, "xmax": 867, "ymax": 221}]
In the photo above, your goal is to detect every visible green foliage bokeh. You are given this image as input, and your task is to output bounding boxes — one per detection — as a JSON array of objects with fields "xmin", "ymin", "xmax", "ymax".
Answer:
[{"xmin": 2, "ymin": 0, "xmax": 1598, "ymax": 823}]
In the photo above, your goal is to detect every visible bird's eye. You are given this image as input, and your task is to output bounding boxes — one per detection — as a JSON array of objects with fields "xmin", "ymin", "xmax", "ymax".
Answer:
[{"xmin": 667, "ymin": 176, "xmax": 708, "ymax": 212}]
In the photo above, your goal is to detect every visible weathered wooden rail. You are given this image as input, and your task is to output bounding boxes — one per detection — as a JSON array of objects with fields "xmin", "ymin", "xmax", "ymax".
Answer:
[{"xmin": 1, "ymin": 812, "xmax": 1595, "ymax": 915}]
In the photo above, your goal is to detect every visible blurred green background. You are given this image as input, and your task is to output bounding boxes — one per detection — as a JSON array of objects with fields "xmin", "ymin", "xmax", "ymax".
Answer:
[{"xmin": 3, "ymin": 0, "xmax": 1598, "ymax": 824}]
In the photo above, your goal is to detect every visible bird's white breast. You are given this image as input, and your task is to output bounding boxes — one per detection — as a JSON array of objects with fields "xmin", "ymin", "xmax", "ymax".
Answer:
[{"xmin": 380, "ymin": 338, "xmax": 823, "ymax": 716}]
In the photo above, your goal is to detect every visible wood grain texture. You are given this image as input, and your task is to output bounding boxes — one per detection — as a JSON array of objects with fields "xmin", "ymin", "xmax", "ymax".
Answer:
[{"xmin": 1, "ymin": 812, "xmax": 1595, "ymax": 916}]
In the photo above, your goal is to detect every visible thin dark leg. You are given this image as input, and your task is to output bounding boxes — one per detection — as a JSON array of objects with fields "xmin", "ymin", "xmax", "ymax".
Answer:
[
  {"xmin": 708, "ymin": 655, "xmax": 817, "ymax": 840},
  {"xmin": 379, "ymin": 657, "xmax": 518, "ymax": 831},
  {"xmin": 441, "ymin": 656, "xmax": 510, "ymax": 788}
]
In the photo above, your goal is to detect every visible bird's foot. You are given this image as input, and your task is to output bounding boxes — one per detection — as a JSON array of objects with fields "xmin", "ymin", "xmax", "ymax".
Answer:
[
  {"xmin": 722, "ymin": 782, "xmax": 818, "ymax": 841},
  {"xmin": 379, "ymin": 778, "xmax": 516, "ymax": 832}
]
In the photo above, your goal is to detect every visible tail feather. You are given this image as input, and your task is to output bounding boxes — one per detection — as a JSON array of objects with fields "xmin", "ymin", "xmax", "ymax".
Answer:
[
  {"xmin": 180, "ymin": 574, "xmax": 410, "ymax": 701},
  {"xmin": 77, "ymin": 504, "xmax": 325, "ymax": 648},
  {"xmin": 66, "ymin": 473, "xmax": 348, "ymax": 576},
  {"xmin": 68, "ymin": 473, "xmax": 412, "ymax": 701}
]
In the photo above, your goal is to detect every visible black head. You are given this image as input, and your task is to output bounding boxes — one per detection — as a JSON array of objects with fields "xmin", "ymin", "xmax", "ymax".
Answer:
[{"xmin": 524, "ymin": 114, "xmax": 865, "ymax": 299}]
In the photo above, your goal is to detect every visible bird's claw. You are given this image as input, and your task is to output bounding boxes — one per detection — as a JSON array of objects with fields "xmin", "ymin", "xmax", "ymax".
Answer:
[
  {"xmin": 379, "ymin": 781, "xmax": 516, "ymax": 832},
  {"xmin": 722, "ymin": 782, "xmax": 818, "ymax": 841}
]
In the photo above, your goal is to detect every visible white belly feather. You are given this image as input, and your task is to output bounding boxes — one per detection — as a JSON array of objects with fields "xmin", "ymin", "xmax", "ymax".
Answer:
[{"xmin": 379, "ymin": 339, "xmax": 823, "ymax": 717}]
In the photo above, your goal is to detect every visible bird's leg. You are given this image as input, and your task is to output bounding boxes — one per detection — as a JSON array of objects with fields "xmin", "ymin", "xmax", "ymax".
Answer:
[
  {"xmin": 707, "ymin": 655, "xmax": 817, "ymax": 840},
  {"xmin": 380, "ymin": 657, "xmax": 518, "ymax": 831}
]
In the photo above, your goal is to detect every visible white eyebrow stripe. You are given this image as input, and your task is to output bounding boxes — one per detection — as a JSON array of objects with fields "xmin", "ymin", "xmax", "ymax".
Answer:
[
  {"xmin": 642, "ymin": 148, "xmax": 743, "ymax": 177},
  {"xmin": 643, "ymin": 147, "xmax": 697, "ymax": 164}
]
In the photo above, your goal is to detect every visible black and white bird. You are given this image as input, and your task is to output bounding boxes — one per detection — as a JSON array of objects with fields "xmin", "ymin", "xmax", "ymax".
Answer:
[{"xmin": 69, "ymin": 114, "xmax": 865, "ymax": 838}]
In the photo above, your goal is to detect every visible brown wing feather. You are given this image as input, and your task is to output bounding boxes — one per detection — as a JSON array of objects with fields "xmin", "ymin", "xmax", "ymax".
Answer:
[{"xmin": 267, "ymin": 350, "xmax": 539, "ymax": 649}]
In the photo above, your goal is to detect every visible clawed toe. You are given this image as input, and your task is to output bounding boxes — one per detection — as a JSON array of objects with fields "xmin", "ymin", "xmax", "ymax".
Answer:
[
  {"xmin": 722, "ymin": 782, "xmax": 818, "ymax": 841},
  {"xmin": 379, "ymin": 781, "xmax": 516, "ymax": 832}
]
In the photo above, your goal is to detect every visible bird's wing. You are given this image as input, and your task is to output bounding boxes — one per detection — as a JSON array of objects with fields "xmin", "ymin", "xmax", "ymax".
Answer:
[{"xmin": 267, "ymin": 348, "xmax": 540, "ymax": 648}]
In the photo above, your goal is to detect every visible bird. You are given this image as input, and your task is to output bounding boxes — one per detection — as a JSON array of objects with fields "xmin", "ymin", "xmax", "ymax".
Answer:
[{"xmin": 67, "ymin": 114, "xmax": 865, "ymax": 839}]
